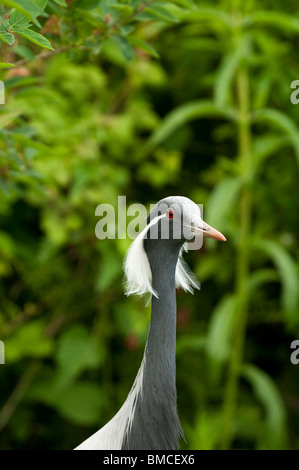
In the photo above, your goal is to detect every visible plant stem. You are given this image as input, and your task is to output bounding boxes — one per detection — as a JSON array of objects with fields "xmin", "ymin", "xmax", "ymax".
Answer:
[{"xmin": 220, "ymin": 37, "xmax": 252, "ymax": 449}]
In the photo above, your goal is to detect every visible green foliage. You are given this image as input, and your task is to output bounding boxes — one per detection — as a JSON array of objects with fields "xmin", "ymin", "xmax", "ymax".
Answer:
[
  {"xmin": 242, "ymin": 364, "xmax": 287, "ymax": 449},
  {"xmin": 0, "ymin": 0, "xmax": 192, "ymax": 61},
  {"xmin": 0, "ymin": 0, "xmax": 299, "ymax": 451},
  {"xmin": 4, "ymin": 320, "xmax": 54, "ymax": 362},
  {"xmin": 254, "ymin": 240, "xmax": 299, "ymax": 327},
  {"xmin": 0, "ymin": 1, "xmax": 51, "ymax": 50}
]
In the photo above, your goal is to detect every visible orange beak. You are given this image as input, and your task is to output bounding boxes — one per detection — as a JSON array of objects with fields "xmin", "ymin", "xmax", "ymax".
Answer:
[{"xmin": 191, "ymin": 219, "xmax": 226, "ymax": 242}]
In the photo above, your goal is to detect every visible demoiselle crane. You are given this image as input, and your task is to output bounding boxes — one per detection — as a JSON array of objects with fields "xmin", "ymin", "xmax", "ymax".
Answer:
[{"xmin": 75, "ymin": 196, "xmax": 226, "ymax": 450}]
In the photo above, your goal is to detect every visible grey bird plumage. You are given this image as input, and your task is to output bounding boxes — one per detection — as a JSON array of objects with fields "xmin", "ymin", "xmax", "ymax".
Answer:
[{"xmin": 75, "ymin": 196, "xmax": 226, "ymax": 450}]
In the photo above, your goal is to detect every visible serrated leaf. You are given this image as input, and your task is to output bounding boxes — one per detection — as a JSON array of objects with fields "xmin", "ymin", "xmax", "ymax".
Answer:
[
  {"xmin": 1, "ymin": 0, "xmax": 46, "ymax": 27},
  {"xmin": 32, "ymin": 0, "xmax": 48, "ymax": 14},
  {"xmin": 15, "ymin": 28, "xmax": 55, "ymax": 50},
  {"xmin": 0, "ymin": 26, "xmax": 15, "ymax": 45},
  {"xmin": 127, "ymin": 36, "xmax": 159, "ymax": 58},
  {"xmin": 9, "ymin": 10, "xmax": 31, "ymax": 28}
]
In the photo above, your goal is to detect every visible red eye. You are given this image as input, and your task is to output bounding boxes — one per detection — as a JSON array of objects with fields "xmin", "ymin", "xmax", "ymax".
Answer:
[{"xmin": 166, "ymin": 209, "xmax": 174, "ymax": 219}]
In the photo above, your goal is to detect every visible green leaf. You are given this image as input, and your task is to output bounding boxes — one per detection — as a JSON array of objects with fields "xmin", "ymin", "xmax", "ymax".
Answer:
[
  {"xmin": 56, "ymin": 381, "xmax": 102, "ymax": 425},
  {"xmin": 1, "ymin": 0, "xmax": 46, "ymax": 27},
  {"xmin": 138, "ymin": 3, "xmax": 180, "ymax": 23},
  {"xmin": 15, "ymin": 28, "xmax": 55, "ymax": 50},
  {"xmin": 52, "ymin": 0, "xmax": 67, "ymax": 6},
  {"xmin": 252, "ymin": 135, "xmax": 290, "ymax": 171},
  {"xmin": 12, "ymin": 44, "xmax": 36, "ymax": 60},
  {"xmin": 171, "ymin": 0, "xmax": 196, "ymax": 9},
  {"xmin": 0, "ymin": 110, "xmax": 22, "ymax": 129},
  {"xmin": 56, "ymin": 325, "xmax": 102, "ymax": 385},
  {"xmin": 110, "ymin": 3, "xmax": 134, "ymax": 15},
  {"xmin": 242, "ymin": 364, "xmax": 287, "ymax": 449},
  {"xmin": 32, "ymin": 0, "xmax": 48, "ymax": 15},
  {"xmin": 9, "ymin": 10, "xmax": 31, "ymax": 28},
  {"xmin": 32, "ymin": 378, "xmax": 103, "ymax": 425},
  {"xmin": 146, "ymin": 100, "xmax": 236, "ymax": 152},
  {"xmin": 252, "ymin": 70, "xmax": 272, "ymax": 110},
  {"xmin": 4, "ymin": 321, "xmax": 53, "ymax": 362},
  {"xmin": 0, "ymin": 231, "xmax": 15, "ymax": 257},
  {"xmin": 118, "ymin": 24, "xmax": 135, "ymax": 36},
  {"xmin": 182, "ymin": 37, "xmax": 220, "ymax": 53},
  {"xmin": 127, "ymin": 36, "xmax": 159, "ymax": 59},
  {"xmin": 206, "ymin": 295, "xmax": 235, "ymax": 380},
  {"xmin": 96, "ymin": 247, "xmax": 121, "ymax": 292},
  {"xmin": 0, "ymin": 25, "xmax": 15, "ymax": 45},
  {"xmin": 0, "ymin": 62, "xmax": 16, "ymax": 68},
  {"xmin": 214, "ymin": 37, "xmax": 249, "ymax": 107},
  {"xmin": 177, "ymin": 335, "xmax": 206, "ymax": 354},
  {"xmin": 74, "ymin": 0, "xmax": 98, "ymax": 9},
  {"xmin": 186, "ymin": 411, "xmax": 223, "ymax": 450},
  {"xmin": 183, "ymin": 7, "xmax": 232, "ymax": 28},
  {"xmin": 247, "ymin": 269, "xmax": 279, "ymax": 293},
  {"xmin": 205, "ymin": 177, "xmax": 240, "ymax": 232},
  {"xmin": 245, "ymin": 11, "xmax": 299, "ymax": 34},
  {"xmin": 254, "ymin": 239, "xmax": 299, "ymax": 327},
  {"xmin": 113, "ymin": 34, "xmax": 134, "ymax": 60},
  {"xmin": 253, "ymin": 108, "xmax": 299, "ymax": 166}
]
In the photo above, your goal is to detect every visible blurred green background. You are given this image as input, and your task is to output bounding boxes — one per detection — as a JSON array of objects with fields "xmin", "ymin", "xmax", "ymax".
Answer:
[{"xmin": 0, "ymin": 0, "xmax": 299, "ymax": 450}]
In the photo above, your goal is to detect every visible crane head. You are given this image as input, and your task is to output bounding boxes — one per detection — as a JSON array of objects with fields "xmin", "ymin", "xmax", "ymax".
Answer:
[
  {"xmin": 124, "ymin": 196, "xmax": 226, "ymax": 298},
  {"xmin": 146, "ymin": 195, "xmax": 226, "ymax": 245}
]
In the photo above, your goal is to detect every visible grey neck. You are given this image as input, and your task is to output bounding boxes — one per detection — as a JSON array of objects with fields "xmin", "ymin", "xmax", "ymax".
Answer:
[
  {"xmin": 121, "ymin": 239, "xmax": 184, "ymax": 450},
  {"xmin": 145, "ymin": 249, "xmax": 178, "ymax": 389}
]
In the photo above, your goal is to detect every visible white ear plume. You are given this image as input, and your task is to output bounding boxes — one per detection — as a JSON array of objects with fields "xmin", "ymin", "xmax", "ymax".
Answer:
[
  {"xmin": 124, "ymin": 219, "xmax": 200, "ymax": 298},
  {"xmin": 175, "ymin": 243, "xmax": 201, "ymax": 294},
  {"xmin": 124, "ymin": 216, "xmax": 163, "ymax": 298}
]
